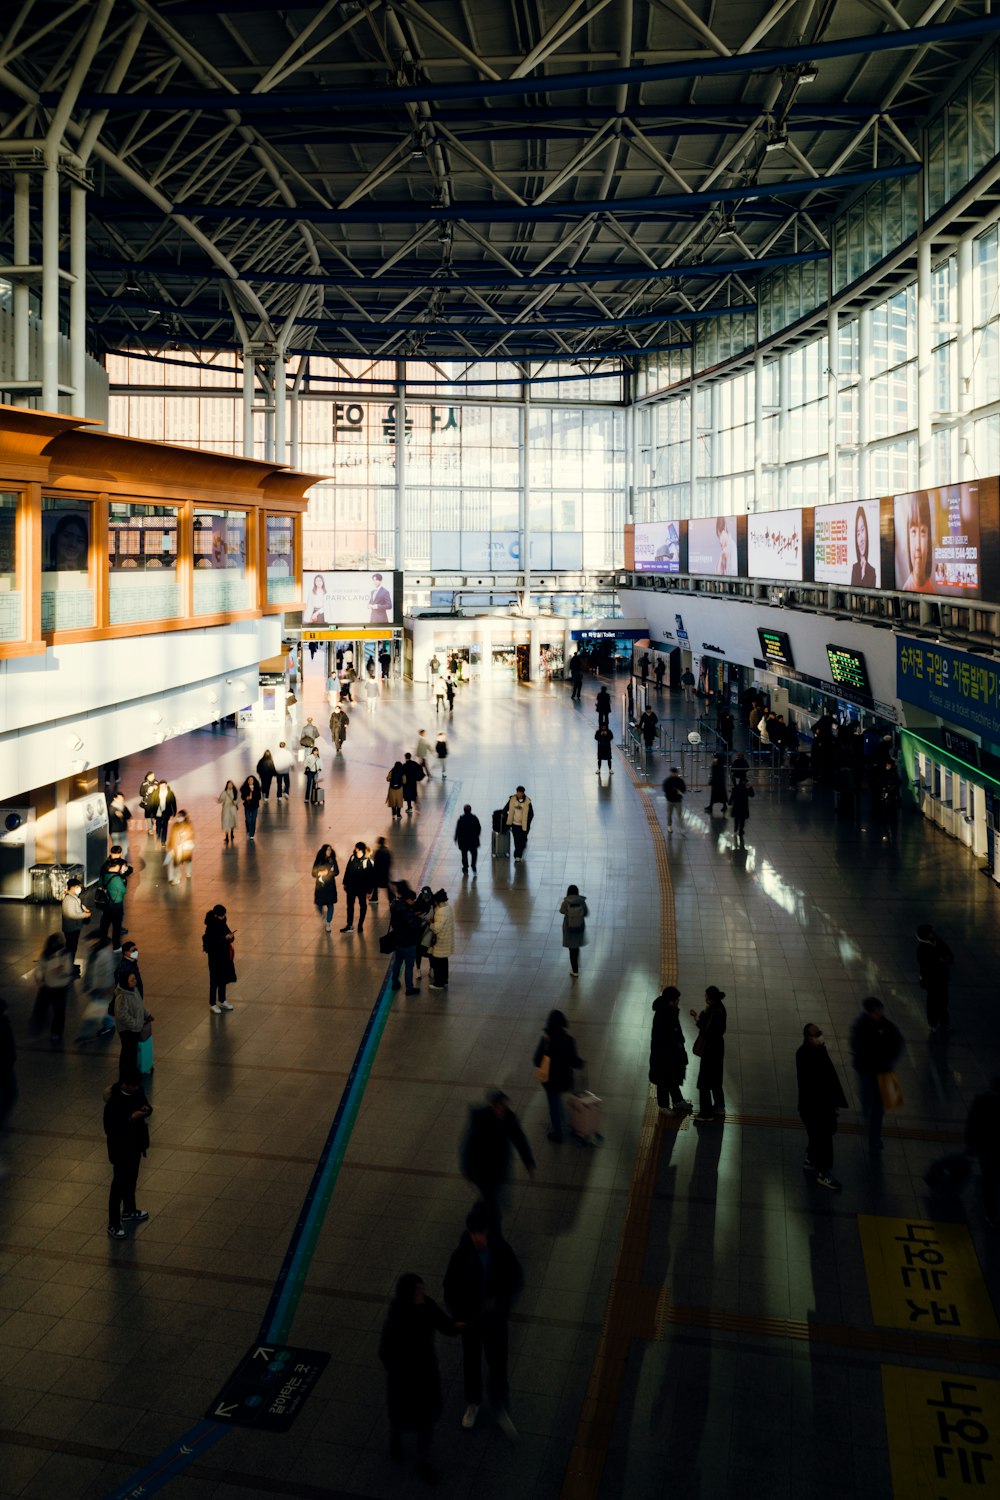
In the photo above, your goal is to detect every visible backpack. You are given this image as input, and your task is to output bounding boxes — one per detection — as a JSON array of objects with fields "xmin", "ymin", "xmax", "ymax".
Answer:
[{"xmin": 565, "ymin": 898, "xmax": 586, "ymax": 932}]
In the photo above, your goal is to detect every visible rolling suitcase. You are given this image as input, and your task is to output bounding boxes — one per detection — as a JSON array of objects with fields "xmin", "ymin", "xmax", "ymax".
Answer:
[
  {"xmin": 566, "ymin": 1089, "xmax": 603, "ymax": 1144},
  {"xmin": 315, "ymin": 786, "xmax": 325, "ymax": 807},
  {"xmin": 492, "ymin": 827, "xmax": 510, "ymax": 859}
]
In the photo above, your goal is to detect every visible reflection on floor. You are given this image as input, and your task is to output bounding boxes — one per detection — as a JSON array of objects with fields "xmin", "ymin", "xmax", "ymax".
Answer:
[{"xmin": 0, "ymin": 665, "xmax": 998, "ymax": 1500}]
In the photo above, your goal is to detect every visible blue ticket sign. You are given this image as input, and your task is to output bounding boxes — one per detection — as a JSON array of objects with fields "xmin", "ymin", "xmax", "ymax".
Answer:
[{"xmin": 897, "ymin": 635, "xmax": 1000, "ymax": 741}]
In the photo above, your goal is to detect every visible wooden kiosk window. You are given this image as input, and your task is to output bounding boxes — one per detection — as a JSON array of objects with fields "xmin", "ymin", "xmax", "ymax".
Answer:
[
  {"xmin": 193, "ymin": 506, "xmax": 249, "ymax": 614},
  {"xmin": 265, "ymin": 513, "xmax": 299, "ymax": 606},
  {"xmin": 108, "ymin": 502, "xmax": 182, "ymax": 625},
  {"xmin": 0, "ymin": 492, "xmax": 22, "ymax": 642},
  {"xmin": 41, "ymin": 496, "xmax": 94, "ymax": 632}
]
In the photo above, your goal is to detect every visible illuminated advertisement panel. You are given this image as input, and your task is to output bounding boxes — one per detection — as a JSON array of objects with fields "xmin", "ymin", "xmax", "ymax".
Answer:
[
  {"xmin": 688, "ymin": 515, "xmax": 739, "ymax": 576},
  {"xmin": 633, "ymin": 519, "xmax": 683, "ymax": 574},
  {"xmin": 893, "ymin": 484, "xmax": 981, "ymax": 598},
  {"xmin": 814, "ymin": 499, "xmax": 882, "ymax": 587},
  {"xmin": 747, "ymin": 508, "xmax": 803, "ymax": 581}
]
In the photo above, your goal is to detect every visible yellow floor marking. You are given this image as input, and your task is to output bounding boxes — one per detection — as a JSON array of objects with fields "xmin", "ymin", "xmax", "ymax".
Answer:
[
  {"xmin": 882, "ymin": 1366, "xmax": 1000, "ymax": 1499},
  {"xmin": 859, "ymin": 1216, "xmax": 1000, "ymax": 1339}
]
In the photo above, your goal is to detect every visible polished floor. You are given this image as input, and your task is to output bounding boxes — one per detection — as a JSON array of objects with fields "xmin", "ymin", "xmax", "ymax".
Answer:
[{"xmin": 0, "ymin": 665, "xmax": 998, "ymax": 1500}]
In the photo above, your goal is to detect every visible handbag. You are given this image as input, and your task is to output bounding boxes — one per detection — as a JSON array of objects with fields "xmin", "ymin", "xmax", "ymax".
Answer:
[
  {"xmin": 139, "ymin": 1015, "xmax": 153, "ymax": 1043},
  {"xmin": 533, "ymin": 1049, "xmax": 551, "ymax": 1085},
  {"xmin": 877, "ymin": 1070, "xmax": 904, "ymax": 1112},
  {"xmin": 378, "ymin": 931, "xmax": 396, "ymax": 955},
  {"xmin": 692, "ymin": 1035, "xmax": 705, "ymax": 1057}
]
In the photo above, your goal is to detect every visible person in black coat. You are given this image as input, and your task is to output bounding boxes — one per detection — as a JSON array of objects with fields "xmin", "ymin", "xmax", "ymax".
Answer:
[
  {"xmin": 311, "ymin": 844, "xmax": 339, "ymax": 931},
  {"xmin": 256, "ymin": 750, "xmax": 275, "ymax": 802},
  {"xmin": 638, "ymin": 706, "xmax": 658, "ymax": 750},
  {"xmin": 533, "ymin": 1009, "xmax": 584, "ymax": 1143},
  {"xmin": 341, "ymin": 843, "xmax": 374, "ymax": 933},
  {"xmin": 916, "ymin": 923, "xmax": 954, "ymax": 1038},
  {"xmin": 460, "ymin": 1091, "xmax": 535, "ymax": 1228},
  {"xmin": 691, "ymin": 986, "xmax": 727, "ymax": 1121},
  {"xmin": 595, "ymin": 686, "xmax": 612, "ymax": 727},
  {"xmin": 796, "ymin": 1024, "xmax": 849, "ymax": 1191},
  {"xmin": 730, "ymin": 779, "xmax": 754, "ymax": 845},
  {"xmin": 104, "ymin": 1069, "xmax": 152, "ymax": 1238},
  {"xmin": 203, "ymin": 904, "xmax": 236, "ymax": 1014},
  {"xmin": 705, "ymin": 753, "xmax": 728, "ymax": 814},
  {"xmin": 649, "ymin": 986, "xmax": 691, "ymax": 1113},
  {"xmin": 371, "ymin": 836, "xmax": 392, "ymax": 905},
  {"xmin": 400, "ymin": 752, "xmax": 424, "ymax": 812},
  {"xmin": 849, "ymin": 997, "xmax": 904, "ymax": 1150},
  {"xmin": 965, "ymin": 1078, "xmax": 1000, "ymax": 1228},
  {"xmin": 240, "ymin": 775, "xmax": 262, "ymax": 841},
  {"xmin": 443, "ymin": 1204, "xmax": 524, "ymax": 1437},
  {"xmin": 378, "ymin": 1272, "xmax": 460, "ymax": 1482},
  {"xmin": 454, "ymin": 805, "xmax": 481, "ymax": 875}
]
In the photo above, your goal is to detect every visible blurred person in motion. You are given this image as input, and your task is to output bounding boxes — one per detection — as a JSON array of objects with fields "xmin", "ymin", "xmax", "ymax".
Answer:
[
  {"xmin": 378, "ymin": 1272, "xmax": 461, "ymax": 1485},
  {"xmin": 916, "ymin": 922, "xmax": 955, "ymax": 1040},
  {"xmin": 796, "ymin": 1023, "xmax": 849, "ymax": 1193},
  {"xmin": 532, "ymin": 1009, "xmax": 584, "ymax": 1144},
  {"xmin": 965, "ymin": 1078, "xmax": 1000, "ymax": 1229},
  {"xmin": 371, "ymin": 836, "xmax": 393, "ymax": 906},
  {"xmin": 459, "ymin": 1089, "xmax": 535, "ymax": 1230},
  {"xmin": 444, "ymin": 1203, "xmax": 524, "ymax": 1440},
  {"xmin": 849, "ymin": 997, "xmax": 904, "ymax": 1152}
]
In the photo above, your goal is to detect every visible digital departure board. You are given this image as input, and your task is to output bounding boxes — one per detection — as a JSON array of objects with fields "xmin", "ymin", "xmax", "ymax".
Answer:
[
  {"xmin": 826, "ymin": 644, "xmax": 871, "ymax": 695},
  {"xmin": 757, "ymin": 628, "xmax": 794, "ymax": 668}
]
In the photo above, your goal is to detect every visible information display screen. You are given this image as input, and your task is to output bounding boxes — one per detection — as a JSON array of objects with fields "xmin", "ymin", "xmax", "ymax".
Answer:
[
  {"xmin": 303, "ymin": 570, "xmax": 401, "ymax": 626},
  {"xmin": 826, "ymin": 644, "xmax": 872, "ymax": 696},
  {"xmin": 633, "ymin": 519, "xmax": 682, "ymax": 574},
  {"xmin": 758, "ymin": 628, "xmax": 794, "ymax": 668},
  {"xmin": 814, "ymin": 499, "xmax": 882, "ymax": 587},
  {"xmin": 747, "ymin": 508, "xmax": 803, "ymax": 581},
  {"xmin": 688, "ymin": 515, "xmax": 738, "ymax": 576},
  {"xmin": 893, "ymin": 484, "xmax": 981, "ymax": 598}
]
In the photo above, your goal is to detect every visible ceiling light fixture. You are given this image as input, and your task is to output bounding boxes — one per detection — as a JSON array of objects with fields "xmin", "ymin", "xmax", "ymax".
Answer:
[
  {"xmin": 798, "ymin": 65, "xmax": 818, "ymax": 84},
  {"xmin": 764, "ymin": 132, "xmax": 788, "ymax": 153}
]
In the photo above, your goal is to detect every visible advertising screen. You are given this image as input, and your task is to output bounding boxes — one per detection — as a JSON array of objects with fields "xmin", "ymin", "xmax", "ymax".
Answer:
[
  {"xmin": 747, "ymin": 508, "xmax": 803, "ymax": 581},
  {"xmin": 688, "ymin": 515, "xmax": 738, "ymax": 576},
  {"xmin": 826, "ymin": 644, "xmax": 872, "ymax": 696},
  {"xmin": 814, "ymin": 499, "xmax": 882, "ymax": 587},
  {"xmin": 633, "ymin": 519, "xmax": 682, "ymax": 574},
  {"xmin": 303, "ymin": 571, "xmax": 400, "ymax": 626},
  {"xmin": 758, "ymin": 628, "xmax": 794, "ymax": 668},
  {"xmin": 893, "ymin": 484, "xmax": 981, "ymax": 598}
]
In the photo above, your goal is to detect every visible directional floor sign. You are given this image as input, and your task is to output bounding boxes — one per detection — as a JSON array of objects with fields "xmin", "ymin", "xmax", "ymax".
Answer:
[{"xmin": 206, "ymin": 1344, "xmax": 330, "ymax": 1432}]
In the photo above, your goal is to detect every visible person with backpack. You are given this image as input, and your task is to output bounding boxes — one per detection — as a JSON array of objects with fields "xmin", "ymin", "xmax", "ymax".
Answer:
[
  {"xmin": 97, "ymin": 847, "xmax": 132, "ymax": 949},
  {"xmin": 559, "ymin": 884, "xmax": 588, "ymax": 978}
]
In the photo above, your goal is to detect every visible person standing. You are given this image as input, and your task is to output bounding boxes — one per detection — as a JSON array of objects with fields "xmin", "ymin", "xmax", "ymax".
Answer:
[
  {"xmin": 0, "ymin": 997, "xmax": 17, "ymax": 1174},
  {"xmin": 435, "ymin": 731, "xmax": 449, "ymax": 779},
  {"xmin": 97, "ymin": 847, "xmax": 131, "ymax": 950},
  {"xmin": 386, "ymin": 760, "xmax": 406, "ymax": 820},
  {"xmin": 219, "ymin": 780, "xmax": 239, "ymax": 847},
  {"xmin": 533, "ymin": 1009, "xmax": 583, "ymax": 1143},
  {"xmin": 455, "ymin": 805, "xmax": 481, "ymax": 875},
  {"xmin": 433, "ymin": 675, "xmax": 447, "ymax": 716},
  {"xmin": 240, "ymin": 775, "xmax": 263, "ymax": 841},
  {"xmin": 595, "ymin": 725, "xmax": 614, "ymax": 777},
  {"xmin": 256, "ymin": 749, "xmax": 276, "ymax": 802},
  {"xmin": 730, "ymin": 778, "xmax": 754, "ymax": 846},
  {"xmin": 639, "ymin": 651, "xmax": 650, "ymax": 686},
  {"xmin": 681, "ymin": 666, "xmax": 695, "ymax": 701},
  {"xmin": 705, "ymin": 754, "xmax": 728, "ymax": 814},
  {"xmin": 389, "ymin": 887, "xmax": 425, "ymax": 994},
  {"xmin": 849, "ymin": 997, "xmax": 904, "ymax": 1152},
  {"xmin": 427, "ymin": 889, "xmax": 454, "ymax": 991},
  {"xmin": 329, "ymin": 704, "xmax": 350, "ymax": 755},
  {"xmin": 139, "ymin": 771, "xmax": 159, "ymax": 836},
  {"xmin": 60, "ymin": 878, "xmax": 90, "ymax": 973},
  {"xmin": 400, "ymin": 752, "xmax": 424, "ymax": 813},
  {"xmin": 108, "ymin": 790, "xmax": 131, "ymax": 859},
  {"xmin": 378, "ymin": 1272, "xmax": 460, "ymax": 1485},
  {"xmin": 365, "ymin": 675, "xmax": 380, "ymax": 716},
  {"xmin": 116, "ymin": 940, "xmax": 143, "ymax": 1000},
  {"xmin": 654, "ymin": 657, "xmax": 665, "ymax": 692},
  {"xmin": 312, "ymin": 844, "xmax": 339, "ymax": 932},
  {"xmin": 916, "ymin": 923, "xmax": 955, "ymax": 1039},
  {"xmin": 103, "ymin": 1069, "xmax": 152, "ymax": 1240},
  {"xmin": 371, "ymin": 837, "xmax": 392, "ymax": 905},
  {"xmin": 303, "ymin": 746, "xmax": 321, "ymax": 805},
  {"xmin": 341, "ymin": 843, "xmax": 374, "ymax": 933},
  {"xmin": 663, "ymin": 768, "xmax": 687, "ymax": 836},
  {"xmin": 444, "ymin": 1204, "xmax": 524, "ymax": 1439},
  {"xmin": 796, "ymin": 1024, "xmax": 849, "ymax": 1192},
  {"xmin": 154, "ymin": 780, "xmax": 176, "ymax": 847},
  {"xmin": 595, "ymin": 686, "xmax": 612, "ymax": 727},
  {"xmin": 114, "ymin": 971, "xmax": 150, "ymax": 1079},
  {"xmin": 504, "ymin": 787, "xmax": 534, "ymax": 862},
  {"xmin": 415, "ymin": 730, "xmax": 434, "ymax": 779},
  {"xmin": 648, "ymin": 986, "xmax": 691, "ymax": 1113},
  {"xmin": 965, "ymin": 1078, "xmax": 1000, "ymax": 1229},
  {"xmin": 33, "ymin": 933, "xmax": 74, "ymax": 1044},
  {"xmin": 558, "ymin": 885, "xmax": 588, "ymax": 978},
  {"xmin": 691, "ymin": 986, "xmax": 727, "ymax": 1121},
  {"xmin": 203, "ymin": 905, "xmax": 236, "ymax": 1014},
  {"xmin": 272, "ymin": 741, "xmax": 293, "ymax": 800},
  {"xmin": 569, "ymin": 651, "xmax": 584, "ymax": 702},
  {"xmin": 639, "ymin": 706, "xmax": 658, "ymax": 754},
  {"xmin": 299, "ymin": 717, "xmax": 319, "ymax": 753},
  {"xmin": 165, "ymin": 809, "xmax": 195, "ymax": 882},
  {"xmin": 459, "ymin": 1090, "xmax": 535, "ymax": 1230}
]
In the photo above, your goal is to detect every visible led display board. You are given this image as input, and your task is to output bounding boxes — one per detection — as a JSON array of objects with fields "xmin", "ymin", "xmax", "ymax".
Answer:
[
  {"xmin": 826, "ymin": 644, "xmax": 872, "ymax": 696},
  {"xmin": 757, "ymin": 628, "xmax": 794, "ymax": 668}
]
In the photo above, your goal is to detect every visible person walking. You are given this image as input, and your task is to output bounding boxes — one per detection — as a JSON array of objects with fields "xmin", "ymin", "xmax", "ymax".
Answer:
[
  {"xmin": 569, "ymin": 651, "xmax": 584, "ymax": 702},
  {"xmin": 371, "ymin": 836, "xmax": 392, "ymax": 905},
  {"xmin": 459, "ymin": 1090, "xmax": 535, "ymax": 1230},
  {"xmin": 427, "ymin": 889, "xmax": 454, "ymax": 991},
  {"xmin": 431, "ymin": 674, "xmax": 446, "ymax": 716},
  {"xmin": 60, "ymin": 877, "xmax": 90, "ymax": 974},
  {"xmin": 415, "ymin": 730, "xmax": 434, "ymax": 779},
  {"xmin": 691, "ymin": 986, "xmax": 727, "ymax": 1121},
  {"xmin": 299, "ymin": 717, "xmax": 319, "ymax": 754},
  {"xmin": 639, "ymin": 706, "xmax": 658, "ymax": 754},
  {"xmin": 303, "ymin": 746, "xmax": 321, "ymax": 805},
  {"xmin": 386, "ymin": 760, "xmax": 406, "ymax": 820},
  {"xmin": 79, "ymin": 932, "xmax": 117, "ymax": 1041},
  {"xmin": 139, "ymin": 771, "xmax": 158, "ymax": 836},
  {"xmin": 504, "ymin": 787, "xmax": 534, "ymax": 862},
  {"xmin": 663, "ymin": 767, "xmax": 687, "ymax": 835},
  {"xmin": 595, "ymin": 686, "xmax": 612, "ymax": 727},
  {"xmin": 649, "ymin": 986, "xmax": 692, "ymax": 1113},
  {"xmin": 400, "ymin": 752, "xmax": 424, "ymax": 813},
  {"xmin": 730, "ymin": 778, "xmax": 754, "ymax": 846},
  {"xmin": 558, "ymin": 884, "xmax": 588, "ymax": 977},
  {"xmin": 796, "ymin": 1023, "xmax": 849, "ymax": 1192},
  {"xmin": 103, "ymin": 1068, "xmax": 152, "ymax": 1240},
  {"xmin": 329, "ymin": 704, "xmax": 349, "ymax": 755},
  {"xmin": 533, "ymin": 1009, "xmax": 583, "ymax": 1143},
  {"xmin": 365, "ymin": 675, "xmax": 379, "ymax": 716},
  {"xmin": 312, "ymin": 844, "xmax": 339, "ymax": 932},
  {"xmin": 455, "ymin": 805, "xmax": 481, "ymax": 875},
  {"xmin": 849, "ymin": 997, "xmax": 904, "ymax": 1152},
  {"xmin": 444, "ymin": 1203, "xmax": 524, "ymax": 1438},
  {"xmin": 272, "ymin": 741, "xmax": 293, "ymax": 799},
  {"xmin": 916, "ymin": 923, "xmax": 955, "ymax": 1039},
  {"xmin": 33, "ymin": 933, "xmax": 74, "ymax": 1044},
  {"xmin": 97, "ymin": 847, "xmax": 131, "ymax": 950},
  {"xmin": 165, "ymin": 809, "xmax": 195, "ymax": 883},
  {"xmin": 240, "ymin": 775, "xmax": 263, "ymax": 841},
  {"xmin": 108, "ymin": 790, "xmax": 131, "ymax": 859},
  {"xmin": 0, "ymin": 997, "xmax": 17, "ymax": 1175},
  {"xmin": 114, "ymin": 971, "xmax": 150, "ymax": 1079},
  {"xmin": 378, "ymin": 1272, "xmax": 461, "ymax": 1485},
  {"xmin": 219, "ymin": 780, "xmax": 239, "ymax": 847},
  {"xmin": 445, "ymin": 676, "xmax": 456, "ymax": 713},
  {"xmin": 256, "ymin": 749, "xmax": 276, "ymax": 802},
  {"xmin": 389, "ymin": 886, "xmax": 425, "ymax": 994},
  {"xmin": 342, "ymin": 843, "xmax": 374, "ymax": 933},
  {"xmin": 595, "ymin": 725, "xmax": 614, "ymax": 777},
  {"xmin": 154, "ymin": 780, "xmax": 176, "ymax": 847},
  {"xmin": 965, "ymin": 1078, "xmax": 1000, "ymax": 1228},
  {"xmin": 654, "ymin": 657, "xmax": 665, "ymax": 692},
  {"xmin": 681, "ymin": 666, "xmax": 695, "ymax": 701},
  {"xmin": 705, "ymin": 754, "xmax": 728, "ymax": 814},
  {"xmin": 435, "ymin": 731, "xmax": 449, "ymax": 779},
  {"xmin": 203, "ymin": 905, "xmax": 237, "ymax": 1014}
]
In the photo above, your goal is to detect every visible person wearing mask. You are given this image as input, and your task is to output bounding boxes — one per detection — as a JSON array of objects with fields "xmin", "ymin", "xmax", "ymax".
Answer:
[
  {"xmin": 533, "ymin": 1009, "xmax": 584, "ymax": 1143},
  {"xmin": 378, "ymin": 1272, "xmax": 461, "ymax": 1485},
  {"xmin": 730, "ymin": 778, "xmax": 754, "ymax": 847},
  {"xmin": 103, "ymin": 1068, "xmax": 152, "ymax": 1239},
  {"xmin": 386, "ymin": 760, "xmax": 406, "ymax": 820},
  {"xmin": 165, "ymin": 808, "xmax": 195, "ymax": 883},
  {"xmin": 459, "ymin": 1090, "xmax": 536, "ymax": 1231},
  {"xmin": 371, "ymin": 837, "xmax": 392, "ymax": 905},
  {"xmin": 114, "ymin": 971, "xmax": 151, "ymax": 1079},
  {"xmin": 329, "ymin": 704, "xmax": 350, "ymax": 755},
  {"xmin": 444, "ymin": 1204, "xmax": 524, "ymax": 1439},
  {"xmin": 662, "ymin": 768, "xmax": 686, "ymax": 836},
  {"xmin": 240, "ymin": 775, "xmax": 263, "ymax": 841},
  {"xmin": 559, "ymin": 884, "xmax": 588, "ymax": 978},
  {"xmin": 154, "ymin": 781, "xmax": 176, "ymax": 847},
  {"xmin": 97, "ymin": 846, "xmax": 132, "ymax": 950},
  {"xmin": 705, "ymin": 754, "xmax": 728, "ymax": 815},
  {"xmin": 427, "ymin": 890, "xmax": 455, "ymax": 991},
  {"xmin": 139, "ymin": 771, "xmax": 159, "ymax": 836},
  {"xmin": 691, "ymin": 986, "xmax": 727, "ymax": 1122},
  {"xmin": 455, "ymin": 805, "xmax": 481, "ymax": 876},
  {"xmin": 435, "ymin": 731, "xmax": 449, "ymax": 779},
  {"xmin": 271, "ymin": 741, "xmax": 294, "ymax": 800},
  {"xmin": 797, "ymin": 1023, "xmax": 849, "ymax": 1192},
  {"xmin": 916, "ymin": 923, "xmax": 955, "ymax": 1039},
  {"xmin": 595, "ymin": 686, "xmax": 612, "ymax": 727},
  {"xmin": 256, "ymin": 749, "xmax": 276, "ymax": 802},
  {"xmin": 388, "ymin": 887, "xmax": 426, "ymax": 995},
  {"xmin": 341, "ymin": 843, "xmax": 374, "ymax": 934},
  {"xmin": 116, "ymin": 940, "xmax": 143, "ymax": 999},
  {"xmin": 219, "ymin": 780, "xmax": 239, "ymax": 847},
  {"xmin": 303, "ymin": 746, "xmax": 321, "ymax": 805},
  {"xmin": 108, "ymin": 791, "xmax": 131, "ymax": 858},
  {"xmin": 415, "ymin": 729, "xmax": 434, "ymax": 780},
  {"xmin": 504, "ymin": 787, "xmax": 534, "ymax": 863},
  {"xmin": 648, "ymin": 986, "xmax": 691, "ymax": 1113},
  {"xmin": 60, "ymin": 878, "xmax": 90, "ymax": 975},
  {"xmin": 849, "ymin": 997, "xmax": 904, "ymax": 1151},
  {"xmin": 312, "ymin": 844, "xmax": 339, "ymax": 932},
  {"xmin": 965, "ymin": 1078, "xmax": 1000, "ymax": 1229},
  {"xmin": 33, "ymin": 933, "xmax": 74, "ymax": 1044},
  {"xmin": 203, "ymin": 905, "xmax": 237, "ymax": 1014},
  {"xmin": 400, "ymin": 752, "xmax": 424, "ymax": 813}
]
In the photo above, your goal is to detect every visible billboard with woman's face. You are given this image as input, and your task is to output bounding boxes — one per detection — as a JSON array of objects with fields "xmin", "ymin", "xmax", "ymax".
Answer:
[
  {"xmin": 688, "ymin": 514, "xmax": 738, "ymax": 575},
  {"xmin": 814, "ymin": 499, "xmax": 882, "ymax": 587},
  {"xmin": 893, "ymin": 485, "xmax": 981, "ymax": 598},
  {"xmin": 303, "ymin": 571, "xmax": 400, "ymax": 626}
]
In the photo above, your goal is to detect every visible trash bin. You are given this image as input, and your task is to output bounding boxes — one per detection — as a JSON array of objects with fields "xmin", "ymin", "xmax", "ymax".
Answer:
[
  {"xmin": 49, "ymin": 863, "xmax": 84, "ymax": 901},
  {"xmin": 28, "ymin": 865, "xmax": 54, "ymax": 902}
]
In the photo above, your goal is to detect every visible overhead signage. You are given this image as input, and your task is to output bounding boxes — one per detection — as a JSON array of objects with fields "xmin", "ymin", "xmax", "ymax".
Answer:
[
  {"xmin": 826, "ymin": 644, "xmax": 872, "ymax": 696},
  {"xmin": 814, "ymin": 499, "xmax": 882, "ymax": 587},
  {"xmin": 207, "ymin": 1344, "xmax": 330, "ymax": 1432},
  {"xmin": 942, "ymin": 726, "xmax": 981, "ymax": 767},
  {"xmin": 897, "ymin": 635, "xmax": 1000, "ymax": 742},
  {"xmin": 757, "ymin": 628, "xmax": 794, "ymax": 668}
]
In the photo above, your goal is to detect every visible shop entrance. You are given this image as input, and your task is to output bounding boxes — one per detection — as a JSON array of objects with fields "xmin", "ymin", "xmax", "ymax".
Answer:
[{"xmin": 516, "ymin": 644, "xmax": 531, "ymax": 682}]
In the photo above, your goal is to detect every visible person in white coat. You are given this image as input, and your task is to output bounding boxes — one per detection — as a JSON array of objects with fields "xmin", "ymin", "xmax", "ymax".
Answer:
[
  {"xmin": 427, "ymin": 890, "xmax": 455, "ymax": 991},
  {"xmin": 271, "ymin": 741, "xmax": 294, "ymax": 800}
]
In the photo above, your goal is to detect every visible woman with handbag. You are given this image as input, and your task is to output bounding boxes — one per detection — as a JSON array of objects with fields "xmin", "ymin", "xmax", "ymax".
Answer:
[
  {"xmin": 426, "ymin": 890, "xmax": 454, "ymax": 990},
  {"xmin": 533, "ymin": 1009, "xmax": 583, "ymax": 1143},
  {"xmin": 691, "ymin": 986, "xmax": 727, "ymax": 1122},
  {"xmin": 203, "ymin": 905, "xmax": 236, "ymax": 1014},
  {"xmin": 312, "ymin": 844, "xmax": 339, "ymax": 932},
  {"xmin": 115, "ymin": 971, "xmax": 152, "ymax": 1077},
  {"xmin": 386, "ymin": 761, "xmax": 405, "ymax": 819}
]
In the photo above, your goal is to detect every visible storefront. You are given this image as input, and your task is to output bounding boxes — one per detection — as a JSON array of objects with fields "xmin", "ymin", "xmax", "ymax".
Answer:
[{"xmin": 407, "ymin": 614, "xmax": 574, "ymax": 684}]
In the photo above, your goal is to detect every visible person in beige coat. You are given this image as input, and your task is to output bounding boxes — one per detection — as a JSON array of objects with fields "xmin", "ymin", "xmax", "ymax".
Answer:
[
  {"xmin": 218, "ymin": 781, "xmax": 239, "ymax": 847},
  {"xmin": 427, "ymin": 890, "xmax": 455, "ymax": 991},
  {"xmin": 165, "ymin": 810, "xmax": 195, "ymax": 884}
]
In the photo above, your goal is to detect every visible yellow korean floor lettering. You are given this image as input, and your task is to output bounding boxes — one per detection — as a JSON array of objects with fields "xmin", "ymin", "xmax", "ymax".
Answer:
[
  {"xmin": 882, "ymin": 1367, "xmax": 1000, "ymax": 1500},
  {"xmin": 858, "ymin": 1217, "xmax": 1000, "ymax": 1339}
]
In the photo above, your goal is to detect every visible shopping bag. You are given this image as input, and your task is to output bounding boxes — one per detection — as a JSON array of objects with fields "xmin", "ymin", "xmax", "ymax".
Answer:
[{"xmin": 877, "ymin": 1070, "xmax": 904, "ymax": 1112}]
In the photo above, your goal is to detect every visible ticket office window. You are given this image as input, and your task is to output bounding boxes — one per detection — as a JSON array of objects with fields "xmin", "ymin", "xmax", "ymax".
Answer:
[
  {"xmin": 41, "ymin": 497, "xmax": 94, "ymax": 632},
  {"xmin": 193, "ymin": 507, "xmax": 249, "ymax": 614},
  {"xmin": 265, "ymin": 514, "xmax": 299, "ymax": 605},
  {"xmin": 0, "ymin": 493, "xmax": 22, "ymax": 642},
  {"xmin": 108, "ymin": 503, "xmax": 182, "ymax": 624}
]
